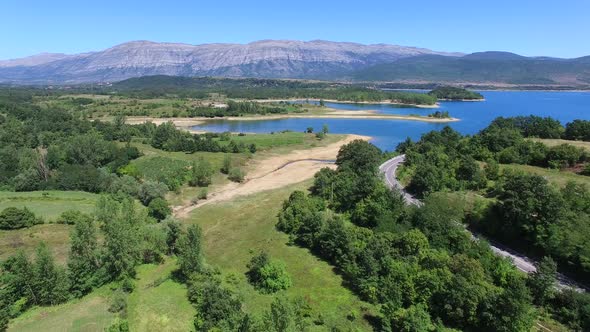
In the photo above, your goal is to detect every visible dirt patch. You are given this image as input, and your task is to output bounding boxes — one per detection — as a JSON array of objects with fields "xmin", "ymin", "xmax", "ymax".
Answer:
[{"xmin": 173, "ymin": 134, "xmax": 369, "ymax": 218}]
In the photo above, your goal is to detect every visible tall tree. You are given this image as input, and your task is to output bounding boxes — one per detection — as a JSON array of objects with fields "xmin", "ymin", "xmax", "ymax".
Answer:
[
  {"xmin": 528, "ymin": 256, "xmax": 557, "ymax": 305},
  {"xmin": 32, "ymin": 243, "xmax": 69, "ymax": 305},
  {"xmin": 177, "ymin": 225, "xmax": 204, "ymax": 277},
  {"xmin": 68, "ymin": 214, "xmax": 100, "ymax": 297}
]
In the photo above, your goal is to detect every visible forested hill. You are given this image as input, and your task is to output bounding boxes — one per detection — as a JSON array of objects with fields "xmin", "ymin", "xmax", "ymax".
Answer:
[{"xmin": 353, "ymin": 52, "xmax": 590, "ymax": 86}]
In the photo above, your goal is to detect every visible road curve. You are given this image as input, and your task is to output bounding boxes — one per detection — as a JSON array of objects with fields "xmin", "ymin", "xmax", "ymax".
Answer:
[{"xmin": 379, "ymin": 154, "xmax": 586, "ymax": 291}]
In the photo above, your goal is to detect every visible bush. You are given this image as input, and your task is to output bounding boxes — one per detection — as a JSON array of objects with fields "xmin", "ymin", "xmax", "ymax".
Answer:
[
  {"xmin": 246, "ymin": 252, "xmax": 292, "ymax": 293},
  {"xmin": 221, "ymin": 155, "xmax": 232, "ymax": 174},
  {"xmin": 0, "ymin": 207, "xmax": 42, "ymax": 230},
  {"xmin": 197, "ymin": 188, "xmax": 208, "ymax": 200},
  {"xmin": 148, "ymin": 198, "xmax": 171, "ymax": 220},
  {"xmin": 138, "ymin": 180, "xmax": 168, "ymax": 205},
  {"xmin": 228, "ymin": 168, "xmax": 245, "ymax": 183},
  {"xmin": 56, "ymin": 210, "xmax": 92, "ymax": 225}
]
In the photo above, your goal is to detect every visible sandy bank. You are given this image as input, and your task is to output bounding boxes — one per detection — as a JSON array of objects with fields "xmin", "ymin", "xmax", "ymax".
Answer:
[
  {"xmin": 126, "ymin": 111, "xmax": 458, "ymax": 129},
  {"xmin": 254, "ymin": 98, "xmax": 440, "ymax": 109},
  {"xmin": 173, "ymin": 134, "xmax": 370, "ymax": 217}
]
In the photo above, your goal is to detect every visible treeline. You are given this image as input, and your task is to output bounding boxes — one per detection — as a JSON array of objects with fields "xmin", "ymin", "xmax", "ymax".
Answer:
[
  {"xmin": 43, "ymin": 76, "xmax": 438, "ymax": 106},
  {"xmin": 277, "ymin": 140, "xmax": 546, "ymax": 331},
  {"xmin": 399, "ymin": 116, "xmax": 589, "ymax": 197},
  {"xmin": 489, "ymin": 116, "xmax": 590, "ymax": 141},
  {"xmin": 108, "ymin": 76, "xmax": 438, "ymax": 104},
  {"xmin": 427, "ymin": 86, "xmax": 484, "ymax": 100},
  {"xmin": 137, "ymin": 121, "xmax": 256, "ymax": 154}
]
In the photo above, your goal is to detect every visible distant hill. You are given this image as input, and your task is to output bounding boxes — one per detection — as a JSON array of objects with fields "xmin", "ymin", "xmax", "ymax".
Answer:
[
  {"xmin": 0, "ymin": 40, "xmax": 459, "ymax": 84},
  {"xmin": 353, "ymin": 53, "xmax": 590, "ymax": 85},
  {"xmin": 0, "ymin": 40, "xmax": 588, "ymax": 87}
]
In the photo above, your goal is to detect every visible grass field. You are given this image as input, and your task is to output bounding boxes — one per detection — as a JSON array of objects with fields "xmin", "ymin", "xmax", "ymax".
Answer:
[
  {"xmin": 186, "ymin": 180, "xmax": 374, "ymax": 331},
  {"xmin": 500, "ymin": 163, "xmax": 590, "ymax": 187},
  {"xmin": 8, "ymin": 287, "xmax": 115, "ymax": 332},
  {"xmin": 127, "ymin": 258, "xmax": 196, "ymax": 332},
  {"xmin": 531, "ymin": 138, "xmax": 590, "ymax": 152},
  {"xmin": 0, "ymin": 191, "xmax": 100, "ymax": 264},
  {"xmin": 0, "ymin": 191, "xmax": 99, "ymax": 221},
  {"xmin": 0, "ymin": 224, "xmax": 72, "ymax": 264}
]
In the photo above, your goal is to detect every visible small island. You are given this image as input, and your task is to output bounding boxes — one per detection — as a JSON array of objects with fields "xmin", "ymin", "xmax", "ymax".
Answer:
[{"xmin": 427, "ymin": 86, "xmax": 484, "ymax": 101}]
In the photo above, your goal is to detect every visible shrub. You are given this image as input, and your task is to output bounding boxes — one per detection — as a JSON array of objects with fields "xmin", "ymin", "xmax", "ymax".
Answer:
[
  {"xmin": 138, "ymin": 180, "xmax": 168, "ymax": 205},
  {"xmin": 246, "ymin": 252, "xmax": 292, "ymax": 293},
  {"xmin": 56, "ymin": 210, "xmax": 92, "ymax": 225},
  {"xmin": 148, "ymin": 198, "xmax": 172, "ymax": 220},
  {"xmin": 0, "ymin": 207, "xmax": 42, "ymax": 230},
  {"xmin": 221, "ymin": 155, "xmax": 232, "ymax": 174},
  {"xmin": 197, "ymin": 188, "xmax": 208, "ymax": 200},
  {"xmin": 228, "ymin": 168, "xmax": 245, "ymax": 183}
]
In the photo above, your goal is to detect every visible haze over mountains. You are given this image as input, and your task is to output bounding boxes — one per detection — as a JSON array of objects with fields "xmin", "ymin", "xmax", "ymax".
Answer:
[{"xmin": 1, "ymin": 39, "xmax": 589, "ymax": 86}]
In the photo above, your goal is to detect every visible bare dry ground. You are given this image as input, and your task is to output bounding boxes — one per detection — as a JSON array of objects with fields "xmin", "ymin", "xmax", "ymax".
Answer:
[{"xmin": 173, "ymin": 134, "xmax": 369, "ymax": 217}]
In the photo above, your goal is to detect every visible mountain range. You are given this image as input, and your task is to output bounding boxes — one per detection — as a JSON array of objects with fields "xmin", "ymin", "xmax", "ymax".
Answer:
[{"xmin": 0, "ymin": 40, "xmax": 589, "ymax": 86}]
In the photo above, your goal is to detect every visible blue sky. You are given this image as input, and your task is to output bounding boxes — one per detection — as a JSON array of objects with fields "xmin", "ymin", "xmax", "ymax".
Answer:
[{"xmin": 1, "ymin": 0, "xmax": 589, "ymax": 59}]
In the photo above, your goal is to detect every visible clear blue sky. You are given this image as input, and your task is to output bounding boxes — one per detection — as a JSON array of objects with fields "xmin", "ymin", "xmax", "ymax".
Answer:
[{"xmin": 2, "ymin": 0, "xmax": 589, "ymax": 59}]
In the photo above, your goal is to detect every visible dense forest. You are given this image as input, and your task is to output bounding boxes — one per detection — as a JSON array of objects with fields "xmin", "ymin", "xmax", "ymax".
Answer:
[
  {"xmin": 427, "ymin": 86, "xmax": 484, "ymax": 100},
  {"xmin": 278, "ymin": 139, "xmax": 590, "ymax": 331},
  {"xmin": 87, "ymin": 76, "xmax": 436, "ymax": 105}
]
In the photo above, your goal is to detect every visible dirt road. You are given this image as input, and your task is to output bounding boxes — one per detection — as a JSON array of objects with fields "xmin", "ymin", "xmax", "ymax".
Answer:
[{"xmin": 173, "ymin": 134, "xmax": 369, "ymax": 218}]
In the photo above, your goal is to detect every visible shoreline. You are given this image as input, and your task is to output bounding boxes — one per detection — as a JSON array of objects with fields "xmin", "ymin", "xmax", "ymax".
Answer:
[
  {"xmin": 173, "ymin": 133, "xmax": 370, "ymax": 216},
  {"xmin": 125, "ymin": 112, "xmax": 459, "ymax": 130},
  {"xmin": 253, "ymin": 98, "xmax": 440, "ymax": 109}
]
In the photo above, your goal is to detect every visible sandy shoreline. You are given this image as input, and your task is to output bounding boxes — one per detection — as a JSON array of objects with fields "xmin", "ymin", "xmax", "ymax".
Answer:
[
  {"xmin": 253, "ymin": 98, "xmax": 440, "ymax": 108},
  {"xmin": 174, "ymin": 134, "xmax": 370, "ymax": 217},
  {"xmin": 125, "ymin": 111, "xmax": 458, "ymax": 131}
]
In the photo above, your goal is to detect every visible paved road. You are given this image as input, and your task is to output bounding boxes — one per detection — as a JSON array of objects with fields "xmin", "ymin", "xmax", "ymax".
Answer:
[{"xmin": 379, "ymin": 154, "xmax": 586, "ymax": 291}]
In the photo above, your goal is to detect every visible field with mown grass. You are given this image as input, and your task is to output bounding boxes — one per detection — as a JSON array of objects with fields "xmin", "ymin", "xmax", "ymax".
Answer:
[
  {"xmin": 0, "ymin": 191, "xmax": 99, "ymax": 221},
  {"xmin": 7, "ymin": 286, "xmax": 115, "ymax": 332},
  {"xmin": 0, "ymin": 191, "xmax": 101, "ymax": 264},
  {"xmin": 531, "ymin": 138, "xmax": 590, "ymax": 152},
  {"xmin": 127, "ymin": 258, "xmax": 195, "ymax": 332},
  {"xmin": 217, "ymin": 131, "xmax": 342, "ymax": 151},
  {"xmin": 186, "ymin": 180, "xmax": 375, "ymax": 331},
  {"xmin": 500, "ymin": 163, "xmax": 590, "ymax": 187}
]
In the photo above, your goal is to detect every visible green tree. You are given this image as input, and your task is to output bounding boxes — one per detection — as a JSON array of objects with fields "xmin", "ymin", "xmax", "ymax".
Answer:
[
  {"xmin": 165, "ymin": 219, "xmax": 182, "ymax": 254},
  {"xmin": 528, "ymin": 256, "xmax": 557, "ymax": 305},
  {"xmin": 263, "ymin": 296, "xmax": 310, "ymax": 332},
  {"xmin": 484, "ymin": 159, "xmax": 499, "ymax": 180},
  {"xmin": 148, "ymin": 197, "xmax": 171, "ymax": 220},
  {"xmin": 382, "ymin": 303, "xmax": 435, "ymax": 332},
  {"xmin": 190, "ymin": 280, "xmax": 245, "ymax": 332},
  {"xmin": 138, "ymin": 180, "xmax": 168, "ymax": 205},
  {"xmin": 177, "ymin": 225, "xmax": 204, "ymax": 277},
  {"xmin": 68, "ymin": 214, "xmax": 99, "ymax": 298},
  {"xmin": 189, "ymin": 157, "xmax": 214, "ymax": 187},
  {"xmin": 247, "ymin": 252, "xmax": 292, "ymax": 293},
  {"xmin": 99, "ymin": 199, "xmax": 143, "ymax": 281},
  {"xmin": 32, "ymin": 243, "xmax": 69, "ymax": 305},
  {"xmin": 495, "ymin": 172, "xmax": 564, "ymax": 244},
  {"xmin": 221, "ymin": 155, "xmax": 232, "ymax": 174}
]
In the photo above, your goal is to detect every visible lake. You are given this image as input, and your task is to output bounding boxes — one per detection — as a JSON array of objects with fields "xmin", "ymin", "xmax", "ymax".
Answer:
[{"xmin": 193, "ymin": 91, "xmax": 590, "ymax": 151}]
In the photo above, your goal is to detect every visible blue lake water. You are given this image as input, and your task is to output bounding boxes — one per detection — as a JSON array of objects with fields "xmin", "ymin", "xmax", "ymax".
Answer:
[{"xmin": 193, "ymin": 91, "xmax": 590, "ymax": 151}]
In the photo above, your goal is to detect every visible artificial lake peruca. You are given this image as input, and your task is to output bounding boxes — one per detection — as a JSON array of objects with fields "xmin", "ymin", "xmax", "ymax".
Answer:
[{"xmin": 193, "ymin": 91, "xmax": 590, "ymax": 151}]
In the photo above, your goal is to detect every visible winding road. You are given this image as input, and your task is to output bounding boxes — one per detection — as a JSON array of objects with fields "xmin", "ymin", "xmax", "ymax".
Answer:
[{"xmin": 379, "ymin": 154, "xmax": 586, "ymax": 291}]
